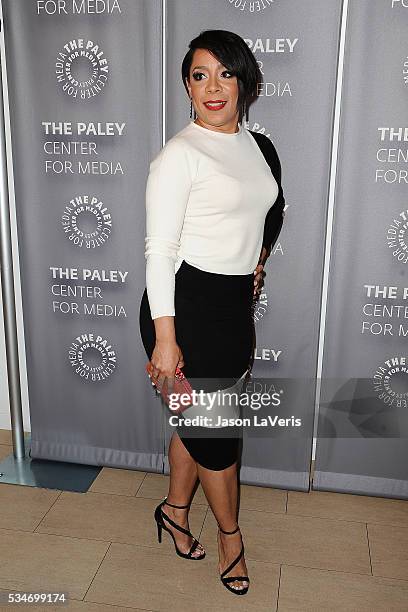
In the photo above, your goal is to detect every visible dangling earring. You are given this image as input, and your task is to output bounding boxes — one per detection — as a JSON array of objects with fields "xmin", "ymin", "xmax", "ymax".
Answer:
[
  {"xmin": 190, "ymin": 98, "xmax": 196, "ymax": 120},
  {"xmin": 244, "ymin": 100, "xmax": 249, "ymax": 123}
]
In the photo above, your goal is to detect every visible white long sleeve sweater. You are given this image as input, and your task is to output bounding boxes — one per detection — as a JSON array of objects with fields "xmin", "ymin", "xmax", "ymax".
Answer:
[{"xmin": 144, "ymin": 120, "xmax": 279, "ymax": 320}]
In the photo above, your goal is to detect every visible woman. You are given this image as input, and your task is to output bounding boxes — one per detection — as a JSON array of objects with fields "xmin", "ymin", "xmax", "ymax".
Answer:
[{"xmin": 139, "ymin": 29, "xmax": 285, "ymax": 595}]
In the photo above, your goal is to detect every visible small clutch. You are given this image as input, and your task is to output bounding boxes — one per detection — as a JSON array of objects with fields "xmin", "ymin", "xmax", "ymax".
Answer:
[{"xmin": 146, "ymin": 361, "xmax": 194, "ymax": 415}]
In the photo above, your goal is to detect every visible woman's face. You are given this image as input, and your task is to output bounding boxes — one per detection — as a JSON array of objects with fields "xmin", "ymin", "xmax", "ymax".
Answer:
[{"xmin": 186, "ymin": 48, "xmax": 240, "ymax": 133}]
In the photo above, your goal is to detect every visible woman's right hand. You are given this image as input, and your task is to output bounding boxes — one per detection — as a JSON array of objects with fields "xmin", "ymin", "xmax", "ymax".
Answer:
[{"xmin": 149, "ymin": 340, "xmax": 184, "ymax": 394}]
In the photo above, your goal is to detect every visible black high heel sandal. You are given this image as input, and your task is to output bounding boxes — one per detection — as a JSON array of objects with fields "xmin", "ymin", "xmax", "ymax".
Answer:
[
  {"xmin": 154, "ymin": 496, "xmax": 206, "ymax": 560},
  {"xmin": 218, "ymin": 524, "xmax": 250, "ymax": 595}
]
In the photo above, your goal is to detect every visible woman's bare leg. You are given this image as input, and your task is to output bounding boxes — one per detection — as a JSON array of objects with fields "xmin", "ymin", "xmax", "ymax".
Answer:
[
  {"xmin": 197, "ymin": 461, "xmax": 249, "ymax": 591},
  {"xmin": 160, "ymin": 431, "xmax": 205, "ymax": 557}
]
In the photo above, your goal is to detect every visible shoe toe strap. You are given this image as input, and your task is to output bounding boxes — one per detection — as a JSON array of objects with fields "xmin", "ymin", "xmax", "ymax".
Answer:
[
  {"xmin": 188, "ymin": 538, "xmax": 200, "ymax": 557},
  {"xmin": 220, "ymin": 546, "xmax": 244, "ymax": 578},
  {"xmin": 222, "ymin": 576, "xmax": 249, "ymax": 583}
]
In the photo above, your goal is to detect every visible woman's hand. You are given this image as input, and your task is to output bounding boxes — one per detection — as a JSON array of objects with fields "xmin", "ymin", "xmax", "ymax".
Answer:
[
  {"xmin": 253, "ymin": 263, "xmax": 265, "ymax": 299},
  {"xmin": 149, "ymin": 339, "xmax": 184, "ymax": 394}
]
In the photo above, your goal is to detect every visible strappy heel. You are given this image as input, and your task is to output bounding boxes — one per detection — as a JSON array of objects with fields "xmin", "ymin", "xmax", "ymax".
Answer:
[
  {"xmin": 218, "ymin": 524, "xmax": 250, "ymax": 595},
  {"xmin": 154, "ymin": 496, "xmax": 206, "ymax": 560}
]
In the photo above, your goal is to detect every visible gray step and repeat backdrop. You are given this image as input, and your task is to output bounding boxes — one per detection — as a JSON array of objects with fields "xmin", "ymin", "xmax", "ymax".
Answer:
[
  {"xmin": 1, "ymin": 0, "xmax": 406, "ymax": 497},
  {"xmin": 165, "ymin": 0, "xmax": 342, "ymax": 490},
  {"xmin": 314, "ymin": 0, "xmax": 408, "ymax": 499},
  {"xmin": 2, "ymin": 0, "xmax": 166, "ymax": 470}
]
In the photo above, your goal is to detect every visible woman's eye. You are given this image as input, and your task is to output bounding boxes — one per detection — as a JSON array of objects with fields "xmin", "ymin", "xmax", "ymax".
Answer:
[{"xmin": 192, "ymin": 70, "xmax": 234, "ymax": 81}]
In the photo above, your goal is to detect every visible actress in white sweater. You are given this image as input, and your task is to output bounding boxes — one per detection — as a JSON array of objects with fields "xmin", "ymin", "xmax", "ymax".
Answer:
[{"xmin": 139, "ymin": 29, "xmax": 285, "ymax": 596}]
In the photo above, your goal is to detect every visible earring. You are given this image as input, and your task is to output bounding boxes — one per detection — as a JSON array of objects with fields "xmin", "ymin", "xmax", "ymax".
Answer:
[
  {"xmin": 244, "ymin": 101, "xmax": 249, "ymax": 123},
  {"xmin": 189, "ymin": 98, "xmax": 196, "ymax": 120}
]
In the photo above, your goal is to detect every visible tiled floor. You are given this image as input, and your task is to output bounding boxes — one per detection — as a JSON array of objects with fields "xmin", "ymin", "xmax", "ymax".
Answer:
[{"xmin": 0, "ymin": 429, "xmax": 407, "ymax": 611}]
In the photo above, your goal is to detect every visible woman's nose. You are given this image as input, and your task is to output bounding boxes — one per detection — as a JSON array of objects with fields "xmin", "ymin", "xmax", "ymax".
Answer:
[{"xmin": 206, "ymin": 76, "xmax": 221, "ymax": 92}]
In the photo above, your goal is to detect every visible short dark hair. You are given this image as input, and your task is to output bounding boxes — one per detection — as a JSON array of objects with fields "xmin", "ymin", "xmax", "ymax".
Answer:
[{"xmin": 181, "ymin": 29, "xmax": 262, "ymax": 124}]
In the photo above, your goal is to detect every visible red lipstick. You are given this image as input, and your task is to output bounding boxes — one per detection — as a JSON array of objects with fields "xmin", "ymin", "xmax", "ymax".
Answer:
[{"xmin": 203, "ymin": 100, "xmax": 227, "ymax": 111}]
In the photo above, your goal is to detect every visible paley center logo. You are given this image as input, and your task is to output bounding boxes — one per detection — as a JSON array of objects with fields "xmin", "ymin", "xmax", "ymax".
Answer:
[
  {"xmin": 252, "ymin": 287, "xmax": 269, "ymax": 321},
  {"xmin": 68, "ymin": 332, "xmax": 117, "ymax": 381},
  {"xmin": 244, "ymin": 37, "xmax": 295, "ymax": 98},
  {"xmin": 56, "ymin": 38, "xmax": 109, "ymax": 98},
  {"xmin": 61, "ymin": 194, "xmax": 113, "ymax": 248},
  {"xmin": 226, "ymin": 0, "xmax": 276, "ymax": 13},
  {"xmin": 386, "ymin": 207, "xmax": 408, "ymax": 264},
  {"xmin": 373, "ymin": 356, "xmax": 408, "ymax": 407}
]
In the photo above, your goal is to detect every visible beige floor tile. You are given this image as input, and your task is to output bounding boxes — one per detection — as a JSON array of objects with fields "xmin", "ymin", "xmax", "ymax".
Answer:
[
  {"xmin": 239, "ymin": 484, "xmax": 287, "ymax": 513},
  {"xmin": 368, "ymin": 523, "xmax": 408, "ymax": 580},
  {"xmin": 0, "ymin": 444, "xmax": 12, "ymax": 461},
  {"xmin": 0, "ymin": 429, "xmax": 29, "ymax": 445},
  {"xmin": 36, "ymin": 491, "xmax": 207, "ymax": 549},
  {"xmin": 0, "ymin": 529, "xmax": 108, "ymax": 600},
  {"xmin": 0, "ymin": 430, "xmax": 12, "ymax": 445},
  {"xmin": 0, "ymin": 589, "xmax": 149, "ymax": 611},
  {"xmin": 201, "ymin": 509, "xmax": 371, "ymax": 574},
  {"xmin": 85, "ymin": 541, "xmax": 279, "ymax": 611},
  {"xmin": 288, "ymin": 490, "xmax": 408, "ymax": 527},
  {"xmin": 136, "ymin": 472, "xmax": 208, "ymax": 505},
  {"xmin": 278, "ymin": 564, "xmax": 408, "ymax": 611},
  {"xmin": 89, "ymin": 467, "xmax": 146, "ymax": 497},
  {"xmin": 0, "ymin": 483, "xmax": 60, "ymax": 531},
  {"xmin": 72, "ymin": 603, "xmax": 152, "ymax": 611}
]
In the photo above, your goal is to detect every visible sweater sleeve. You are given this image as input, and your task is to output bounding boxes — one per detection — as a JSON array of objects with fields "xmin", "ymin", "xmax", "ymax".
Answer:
[
  {"xmin": 262, "ymin": 138, "xmax": 285, "ymax": 254},
  {"xmin": 144, "ymin": 139, "xmax": 194, "ymax": 320}
]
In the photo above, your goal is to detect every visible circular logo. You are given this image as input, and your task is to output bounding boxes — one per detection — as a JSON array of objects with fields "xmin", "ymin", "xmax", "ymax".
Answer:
[
  {"xmin": 226, "ymin": 0, "xmax": 276, "ymax": 13},
  {"xmin": 56, "ymin": 38, "xmax": 109, "ymax": 98},
  {"xmin": 68, "ymin": 332, "xmax": 117, "ymax": 381},
  {"xmin": 386, "ymin": 209, "xmax": 408, "ymax": 264},
  {"xmin": 403, "ymin": 54, "xmax": 408, "ymax": 86},
  {"xmin": 61, "ymin": 194, "xmax": 113, "ymax": 248},
  {"xmin": 373, "ymin": 356, "xmax": 408, "ymax": 407}
]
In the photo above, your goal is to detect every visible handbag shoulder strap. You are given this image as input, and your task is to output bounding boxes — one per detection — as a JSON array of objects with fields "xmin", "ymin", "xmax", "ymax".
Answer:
[
  {"xmin": 247, "ymin": 129, "xmax": 285, "ymax": 256},
  {"xmin": 247, "ymin": 129, "xmax": 282, "ymax": 185}
]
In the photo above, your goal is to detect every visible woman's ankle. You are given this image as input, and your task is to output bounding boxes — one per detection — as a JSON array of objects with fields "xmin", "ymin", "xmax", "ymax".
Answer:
[
  {"xmin": 164, "ymin": 499, "xmax": 190, "ymax": 508},
  {"xmin": 219, "ymin": 524, "xmax": 240, "ymax": 535}
]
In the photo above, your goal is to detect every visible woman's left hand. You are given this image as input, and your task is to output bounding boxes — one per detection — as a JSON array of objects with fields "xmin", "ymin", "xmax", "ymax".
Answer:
[{"xmin": 253, "ymin": 263, "xmax": 265, "ymax": 298}]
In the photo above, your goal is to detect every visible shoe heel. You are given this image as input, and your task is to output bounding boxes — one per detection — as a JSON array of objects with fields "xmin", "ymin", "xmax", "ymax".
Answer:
[{"xmin": 157, "ymin": 522, "xmax": 162, "ymax": 543}]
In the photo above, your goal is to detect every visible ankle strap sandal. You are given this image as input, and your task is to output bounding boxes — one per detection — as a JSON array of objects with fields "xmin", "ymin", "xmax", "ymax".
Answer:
[
  {"xmin": 154, "ymin": 497, "xmax": 206, "ymax": 560},
  {"xmin": 218, "ymin": 524, "xmax": 250, "ymax": 595}
]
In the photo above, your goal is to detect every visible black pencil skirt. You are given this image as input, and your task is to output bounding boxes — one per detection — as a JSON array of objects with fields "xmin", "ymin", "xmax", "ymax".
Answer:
[{"xmin": 139, "ymin": 259, "xmax": 254, "ymax": 471}]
